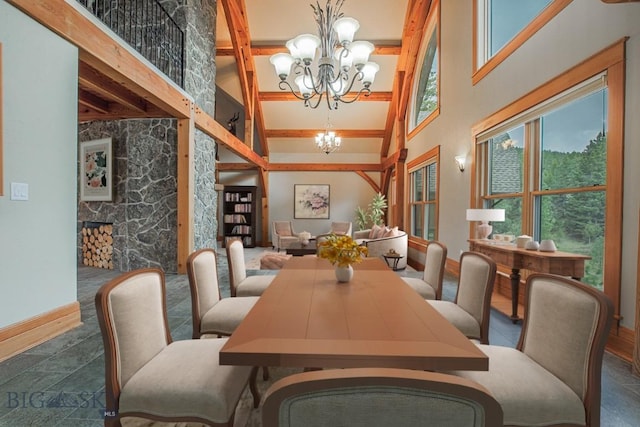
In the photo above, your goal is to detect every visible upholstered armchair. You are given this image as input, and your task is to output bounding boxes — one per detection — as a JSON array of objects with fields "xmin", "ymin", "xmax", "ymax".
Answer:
[
  {"xmin": 95, "ymin": 268, "xmax": 259, "ymax": 426},
  {"xmin": 329, "ymin": 221, "xmax": 352, "ymax": 236},
  {"xmin": 354, "ymin": 226, "xmax": 408, "ymax": 270},
  {"xmin": 272, "ymin": 221, "xmax": 300, "ymax": 251},
  {"xmin": 449, "ymin": 273, "xmax": 614, "ymax": 427},
  {"xmin": 262, "ymin": 367, "xmax": 503, "ymax": 427}
]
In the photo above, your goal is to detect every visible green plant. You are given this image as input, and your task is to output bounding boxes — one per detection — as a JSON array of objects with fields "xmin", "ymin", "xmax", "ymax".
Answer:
[{"xmin": 354, "ymin": 192, "xmax": 388, "ymax": 230}]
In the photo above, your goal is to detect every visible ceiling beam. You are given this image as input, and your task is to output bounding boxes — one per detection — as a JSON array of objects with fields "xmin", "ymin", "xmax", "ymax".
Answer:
[
  {"xmin": 259, "ymin": 91, "xmax": 392, "ymax": 102},
  {"xmin": 266, "ymin": 129, "xmax": 385, "ymax": 138},
  {"xmin": 78, "ymin": 62, "xmax": 149, "ymax": 113},
  {"xmin": 268, "ymin": 163, "xmax": 382, "ymax": 172},
  {"xmin": 217, "ymin": 44, "xmax": 402, "ymax": 56}
]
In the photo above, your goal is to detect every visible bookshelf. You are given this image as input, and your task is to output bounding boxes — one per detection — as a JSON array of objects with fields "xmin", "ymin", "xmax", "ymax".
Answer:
[{"xmin": 222, "ymin": 185, "xmax": 257, "ymax": 247}]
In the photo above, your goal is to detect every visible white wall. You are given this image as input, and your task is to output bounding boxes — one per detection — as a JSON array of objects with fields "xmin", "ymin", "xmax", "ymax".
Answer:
[
  {"xmin": 408, "ymin": 0, "xmax": 640, "ymax": 329},
  {"xmin": 0, "ymin": 1, "xmax": 78, "ymax": 328},
  {"xmin": 268, "ymin": 171, "xmax": 378, "ymax": 239}
]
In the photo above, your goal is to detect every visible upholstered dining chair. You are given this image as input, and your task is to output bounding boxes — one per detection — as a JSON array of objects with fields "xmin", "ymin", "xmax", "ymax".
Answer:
[
  {"xmin": 226, "ymin": 238, "xmax": 275, "ymax": 297},
  {"xmin": 428, "ymin": 251, "xmax": 496, "ymax": 344},
  {"xmin": 187, "ymin": 248, "xmax": 259, "ymax": 338},
  {"xmin": 272, "ymin": 221, "xmax": 299, "ymax": 251},
  {"xmin": 262, "ymin": 367, "xmax": 503, "ymax": 427},
  {"xmin": 449, "ymin": 273, "xmax": 613, "ymax": 427},
  {"xmin": 95, "ymin": 268, "xmax": 259, "ymax": 427},
  {"xmin": 403, "ymin": 240, "xmax": 447, "ymax": 299}
]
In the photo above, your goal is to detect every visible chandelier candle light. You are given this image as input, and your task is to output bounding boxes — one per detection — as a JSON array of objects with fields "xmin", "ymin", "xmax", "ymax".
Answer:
[
  {"xmin": 466, "ymin": 208, "xmax": 505, "ymax": 240},
  {"xmin": 269, "ymin": 0, "xmax": 380, "ymax": 110}
]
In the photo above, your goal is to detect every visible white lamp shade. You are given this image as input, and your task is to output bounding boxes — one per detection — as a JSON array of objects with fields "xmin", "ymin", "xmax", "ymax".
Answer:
[
  {"xmin": 335, "ymin": 136, "xmax": 342, "ymax": 147},
  {"xmin": 293, "ymin": 34, "xmax": 321, "ymax": 63},
  {"xmin": 295, "ymin": 75, "xmax": 313, "ymax": 96},
  {"xmin": 286, "ymin": 38, "xmax": 302, "ymax": 61},
  {"xmin": 334, "ymin": 47, "xmax": 353, "ymax": 71},
  {"xmin": 270, "ymin": 53, "xmax": 294, "ymax": 79},
  {"xmin": 333, "ymin": 17, "xmax": 359, "ymax": 45},
  {"xmin": 349, "ymin": 41, "xmax": 374, "ymax": 68},
  {"xmin": 330, "ymin": 78, "xmax": 348, "ymax": 96},
  {"xmin": 360, "ymin": 62, "xmax": 379, "ymax": 85},
  {"xmin": 466, "ymin": 209, "xmax": 505, "ymax": 222}
]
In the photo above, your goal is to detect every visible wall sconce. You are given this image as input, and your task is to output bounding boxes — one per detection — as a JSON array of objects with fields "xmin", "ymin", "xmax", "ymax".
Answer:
[{"xmin": 455, "ymin": 155, "xmax": 466, "ymax": 172}]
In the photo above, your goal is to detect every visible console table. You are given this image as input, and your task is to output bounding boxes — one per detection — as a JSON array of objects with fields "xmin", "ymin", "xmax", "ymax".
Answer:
[{"xmin": 468, "ymin": 239, "xmax": 591, "ymax": 323}]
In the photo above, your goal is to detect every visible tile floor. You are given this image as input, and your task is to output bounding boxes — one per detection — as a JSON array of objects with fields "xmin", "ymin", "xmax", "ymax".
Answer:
[{"xmin": 1, "ymin": 247, "xmax": 639, "ymax": 426}]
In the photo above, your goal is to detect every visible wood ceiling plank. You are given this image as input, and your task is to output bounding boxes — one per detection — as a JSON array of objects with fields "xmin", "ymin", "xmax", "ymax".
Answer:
[{"xmin": 78, "ymin": 89, "xmax": 109, "ymax": 114}]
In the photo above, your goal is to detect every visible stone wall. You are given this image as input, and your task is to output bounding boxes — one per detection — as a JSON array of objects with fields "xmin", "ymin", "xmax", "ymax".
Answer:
[{"xmin": 77, "ymin": 0, "xmax": 220, "ymax": 272}]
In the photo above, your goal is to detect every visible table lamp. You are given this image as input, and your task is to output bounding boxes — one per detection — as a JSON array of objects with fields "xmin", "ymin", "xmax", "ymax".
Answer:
[{"xmin": 466, "ymin": 208, "xmax": 505, "ymax": 240}]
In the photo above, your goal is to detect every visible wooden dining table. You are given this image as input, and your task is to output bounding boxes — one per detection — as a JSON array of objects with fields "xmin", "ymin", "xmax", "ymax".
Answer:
[{"xmin": 220, "ymin": 256, "xmax": 488, "ymax": 371}]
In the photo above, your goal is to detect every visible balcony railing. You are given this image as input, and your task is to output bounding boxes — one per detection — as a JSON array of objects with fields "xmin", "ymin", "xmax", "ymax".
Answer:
[{"xmin": 77, "ymin": 0, "xmax": 184, "ymax": 88}]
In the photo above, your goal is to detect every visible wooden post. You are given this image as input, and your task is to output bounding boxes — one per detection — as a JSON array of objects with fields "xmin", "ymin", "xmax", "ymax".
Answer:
[{"xmin": 176, "ymin": 104, "xmax": 195, "ymax": 273}]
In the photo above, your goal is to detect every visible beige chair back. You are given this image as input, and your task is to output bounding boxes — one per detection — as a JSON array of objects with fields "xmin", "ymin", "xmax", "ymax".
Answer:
[
  {"xmin": 95, "ymin": 269, "xmax": 172, "ymax": 411},
  {"xmin": 226, "ymin": 239, "xmax": 248, "ymax": 297},
  {"xmin": 422, "ymin": 241, "xmax": 447, "ymax": 300},
  {"xmin": 455, "ymin": 252, "xmax": 497, "ymax": 344},
  {"xmin": 519, "ymin": 274, "xmax": 613, "ymax": 424},
  {"xmin": 330, "ymin": 221, "xmax": 352, "ymax": 236},
  {"xmin": 262, "ymin": 367, "xmax": 503, "ymax": 427},
  {"xmin": 186, "ymin": 248, "xmax": 222, "ymax": 338}
]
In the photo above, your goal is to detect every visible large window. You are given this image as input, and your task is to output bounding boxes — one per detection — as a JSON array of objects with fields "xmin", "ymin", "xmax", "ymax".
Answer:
[
  {"xmin": 473, "ymin": 0, "xmax": 572, "ymax": 84},
  {"xmin": 409, "ymin": 1, "xmax": 439, "ymax": 135},
  {"xmin": 479, "ymin": 79, "xmax": 607, "ymax": 289},
  {"xmin": 472, "ymin": 38, "xmax": 625, "ymax": 317},
  {"xmin": 408, "ymin": 147, "xmax": 439, "ymax": 241}
]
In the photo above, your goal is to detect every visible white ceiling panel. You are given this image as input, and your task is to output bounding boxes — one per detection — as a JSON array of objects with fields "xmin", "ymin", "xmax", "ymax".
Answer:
[{"xmin": 261, "ymin": 101, "xmax": 388, "ymax": 129}]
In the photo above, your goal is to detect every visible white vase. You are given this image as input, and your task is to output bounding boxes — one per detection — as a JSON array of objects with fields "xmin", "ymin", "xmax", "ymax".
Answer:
[{"xmin": 335, "ymin": 265, "xmax": 353, "ymax": 283}]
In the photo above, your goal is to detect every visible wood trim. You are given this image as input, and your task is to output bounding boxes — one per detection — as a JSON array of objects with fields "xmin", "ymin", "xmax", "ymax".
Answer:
[
  {"xmin": 472, "ymin": 0, "xmax": 573, "ymax": 85},
  {"xmin": 0, "ymin": 302, "xmax": 81, "ymax": 362}
]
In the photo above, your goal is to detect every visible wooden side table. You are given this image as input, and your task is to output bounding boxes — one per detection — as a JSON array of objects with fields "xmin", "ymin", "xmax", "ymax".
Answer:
[
  {"xmin": 468, "ymin": 239, "xmax": 590, "ymax": 323},
  {"xmin": 382, "ymin": 253, "xmax": 404, "ymax": 271}
]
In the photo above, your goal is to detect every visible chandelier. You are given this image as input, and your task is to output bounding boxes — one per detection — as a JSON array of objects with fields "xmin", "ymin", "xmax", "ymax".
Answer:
[
  {"xmin": 269, "ymin": 0, "xmax": 379, "ymax": 110},
  {"xmin": 315, "ymin": 119, "xmax": 342, "ymax": 154}
]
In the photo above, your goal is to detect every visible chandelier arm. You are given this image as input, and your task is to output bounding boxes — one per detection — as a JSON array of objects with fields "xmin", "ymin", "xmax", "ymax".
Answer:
[
  {"xmin": 278, "ymin": 80, "xmax": 316, "ymax": 102},
  {"xmin": 305, "ymin": 91, "xmax": 326, "ymax": 109},
  {"xmin": 335, "ymin": 86, "xmax": 371, "ymax": 104},
  {"xmin": 303, "ymin": 66, "xmax": 324, "ymax": 95}
]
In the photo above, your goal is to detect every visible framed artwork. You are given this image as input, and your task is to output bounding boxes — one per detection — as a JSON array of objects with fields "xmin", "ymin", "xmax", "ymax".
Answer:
[
  {"xmin": 80, "ymin": 138, "xmax": 113, "ymax": 201},
  {"xmin": 294, "ymin": 184, "xmax": 330, "ymax": 219}
]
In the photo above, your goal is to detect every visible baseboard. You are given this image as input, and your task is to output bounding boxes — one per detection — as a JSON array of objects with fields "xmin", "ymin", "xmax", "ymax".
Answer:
[
  {"xmin": 0, "ymin": 302, "xmax": 82, "ymax": 362},
  {"xmin": 607, "ymin": 324, "xmax": 635, "ymax": 363}
]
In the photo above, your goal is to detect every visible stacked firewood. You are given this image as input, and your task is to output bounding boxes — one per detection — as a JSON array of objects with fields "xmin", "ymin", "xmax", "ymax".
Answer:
[{"xmin": 81, "ymin": 223, "xmax": 114, "ymax": 269}]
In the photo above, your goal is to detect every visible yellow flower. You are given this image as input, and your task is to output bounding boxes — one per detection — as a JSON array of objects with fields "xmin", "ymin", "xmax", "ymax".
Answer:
[{"xmin": 317, "ymin": 233, "xmax": 368, "ymax": 268}]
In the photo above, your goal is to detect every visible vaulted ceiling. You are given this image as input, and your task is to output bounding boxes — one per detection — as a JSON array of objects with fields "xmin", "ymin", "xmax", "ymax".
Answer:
[{"xmin": 215, "ymin": 0, "xmax": 430, "ymax": 161}]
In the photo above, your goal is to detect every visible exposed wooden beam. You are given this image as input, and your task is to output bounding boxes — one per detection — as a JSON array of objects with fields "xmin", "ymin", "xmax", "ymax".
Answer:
[
  {"xmin": 266, "ymin": 129, "xmax": 385, "ymax": 138},
  {"xmin": 217, "ymin": 44, "xmax": 402, "ymax": 56},
  {"xmin": 78, "ymin": 62, "xmax": 149, "ymax": 113},
  {"xmin": 176, "ymin": 105, "xmax": 196, "ymax": 274},
  {"xmin": 6, "ymin": 0, "xmax": 191, "ymax": 119},
  {"xmin": 217, "ymin": 163, "xmax": 259, "ymax": 171},
  {"xmin": 355, "ymin": 171, "xmax": 380, "ymax": 193},
  {"xmin": 259, "ymin": 91, "xmax": 393, "ymax": 102},
  {"xmin": 194, "ymin": 106, "xmax": 268, "ymax": 170},
  {"xmin": 78, "ymin": 89, "xmax": 110, "ymax": 114},
  {"xmin": 268, "ymin": 163, "xmax": 382, "ymax": 172}
]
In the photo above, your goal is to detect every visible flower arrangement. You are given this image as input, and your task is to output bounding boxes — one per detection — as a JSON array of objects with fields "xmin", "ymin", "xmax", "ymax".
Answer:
[{"xmin": 317, "ymin": 233, "xmax": 368, "ymax": 268}]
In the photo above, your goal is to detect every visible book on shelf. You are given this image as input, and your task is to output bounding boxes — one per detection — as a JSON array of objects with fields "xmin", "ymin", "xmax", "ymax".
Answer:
[{"xmin": 224, "ymin": 214, "xmax": 247, "ymax": 223}]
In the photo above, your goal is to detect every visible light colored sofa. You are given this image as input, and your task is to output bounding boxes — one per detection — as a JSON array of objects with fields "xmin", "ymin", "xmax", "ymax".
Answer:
[{"xmin": 354, "ymin": 227, "xmax": 408, "ymax": 270}]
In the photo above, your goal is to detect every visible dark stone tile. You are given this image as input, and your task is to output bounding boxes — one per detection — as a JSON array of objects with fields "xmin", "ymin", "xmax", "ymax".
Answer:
[
  {"xmin": 0, "ymin": 354, "xmax": 49, "ymax": 386},
  {"xmin": 0, "ymin": 371, "xmax": 69, "ymax": 417},
  {"xmin": 31, "ymin": 334, "xmax": 103, "ymax": 374},
  {"xmin": 0, "ymin": 390, "xmax": 79, "ymax": 426},
  {"xmin": 24, "ymin": 323, "xmax": 97, "ymax": 357},
  {"xmin": 47, "ymin": 356, "xmax": 105, "ymax": 395}
]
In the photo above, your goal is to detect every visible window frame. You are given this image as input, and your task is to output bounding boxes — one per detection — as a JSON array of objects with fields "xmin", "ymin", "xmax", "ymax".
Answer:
[
  {"xmin": 407, "ymin": 146, "xmax": 440, "ymax": 243},
  {"xmin": 407, "ymin": 0, "xmax": 440, "ymax": 138},
  {"xmin": 472, "ymin": 0, "xmax": 573, "ymax": 85},
  {"xmin": 470, "ymin": 40, "xmax": 625, "ymax": 317}
]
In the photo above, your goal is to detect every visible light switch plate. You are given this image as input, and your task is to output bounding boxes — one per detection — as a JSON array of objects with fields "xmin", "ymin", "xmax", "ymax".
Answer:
[{"xmin": 10, "ymin": 182, "xmax": 29, "ymax": 201}]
